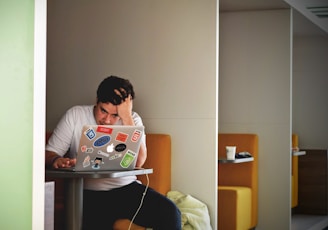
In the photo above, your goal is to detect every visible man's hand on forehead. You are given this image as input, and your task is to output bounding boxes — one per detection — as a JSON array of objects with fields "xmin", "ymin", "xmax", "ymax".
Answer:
[
  {"xmin": 114, "ymin": 87, "xmax": 134, "ymax": 124},
  {"xmin": 114, "ymin": 88, "xmax": 131, "ymax": 101}
]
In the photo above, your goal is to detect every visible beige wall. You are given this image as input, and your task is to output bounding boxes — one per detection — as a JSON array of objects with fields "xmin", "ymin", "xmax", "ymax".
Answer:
[
  {"xmin": 293, "ymin": 34, "xmax": 328, "ymax": 149},
  {"xmin": 46, "ymin": 0, "xmax": 218, "ymax": 228},
  {"xmin": 43, "ymin": 1, "xmax": 328, "ymax": 229},
  {"xmin": 219, "ymin": 9, "xmax": 292, "ymax": 229}
]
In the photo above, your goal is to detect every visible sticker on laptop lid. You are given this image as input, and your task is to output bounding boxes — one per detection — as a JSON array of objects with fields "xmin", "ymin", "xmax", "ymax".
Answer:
[
  {"xmin": 120, "ymin": 150, "xmax": 136, "ymax": 168},
  {"xmin": 97, "ymin": 150, "xmax": 109, "ymax": 158},
  {"xmin": 131, "ymin": 129, "xmax": 142, "ymax": 142},
  {"xmin": 84, "ymin": 127, "xmax": 96, "ymax": 140},
  {"xmin": 82, "ymin": 155, "xmax": 91, "ymax": 168},
  {"xmin": 93, "ymin": 135, "xmax": 111, "ymax": 148},
  {"xmin": 109, "ymin": 153, "xmax": 122, "ymax": 160},
  {"xmin": 115, "ymin": 132, "xmax": 129, "ymax": 143},
  {"xmin": 96, "ymin": 126, "xmax": 113, "ymax": 134},
  {"xmin": 115, "ymin": 143, "xmax": 126, "ymax": 152},
  {"xmin": 81, "ymin": 145, "xmax": 94, "ymax": 154},
  {"xmin": 91, "ymin": 157, "xmax": 104, "ymax": 169}
]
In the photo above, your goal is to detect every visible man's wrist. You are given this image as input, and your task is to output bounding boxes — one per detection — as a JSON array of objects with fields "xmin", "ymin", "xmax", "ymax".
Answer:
[
  {"xmin": 121, "ymin": 116, "xmax": 135, "ymax": 126},
  {"xmin": 46, "ymin": 152, "xmax": 61, "ymax": 168},
  {"xmin": 51, "ymin": 155, "xmax": 61, "ymax": 166}
]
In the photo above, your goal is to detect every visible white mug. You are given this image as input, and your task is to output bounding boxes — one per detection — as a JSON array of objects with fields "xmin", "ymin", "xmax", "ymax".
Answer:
[{"xmin": 226, "ymin": 146, "xmax": 236, "ymax": 160}]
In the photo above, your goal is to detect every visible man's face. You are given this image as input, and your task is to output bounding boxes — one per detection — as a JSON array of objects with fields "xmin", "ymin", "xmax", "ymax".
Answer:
[{"xmin": 94, "ymin": 102, "xmax": 120, "ymax": 125}]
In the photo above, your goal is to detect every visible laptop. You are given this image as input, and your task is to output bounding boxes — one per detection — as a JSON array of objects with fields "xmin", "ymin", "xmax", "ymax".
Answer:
[{"xmin": 60, "ymin": 125, "xmax": 144, "ymax": 171}]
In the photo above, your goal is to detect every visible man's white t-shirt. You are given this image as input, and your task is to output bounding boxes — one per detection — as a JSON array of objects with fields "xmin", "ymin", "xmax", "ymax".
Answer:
[{"xmin": 46, "ymin": 105, "xmax": 146, "ymax": 191}]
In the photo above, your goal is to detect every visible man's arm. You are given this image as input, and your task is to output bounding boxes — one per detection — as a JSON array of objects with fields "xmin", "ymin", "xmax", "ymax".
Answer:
[
  {"xmin": 136, "ymin": 142, "xmax": 147, "ymax": 167},
  {"xmin": 115, "ymin": 93, "xmax": 147, "ymax": 167},
  {"xmin": 46, "ymin": 150, "xmax": 76, "ymax": 169}
]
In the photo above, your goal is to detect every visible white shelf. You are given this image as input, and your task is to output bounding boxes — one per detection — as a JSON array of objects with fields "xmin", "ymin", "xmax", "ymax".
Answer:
[
  {"xmin": 218, "ymin": 157, "xmax": 254, "ymax": 164},
  {"xmin": 292, "ymin": 151, "xmax": 306, "ymax": 156}
]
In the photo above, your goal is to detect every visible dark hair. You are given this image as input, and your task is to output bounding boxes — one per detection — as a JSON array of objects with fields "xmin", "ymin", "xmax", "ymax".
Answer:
[{"xmin": 97, "ymin": 75, "xmax": 135, "ymax": 105}]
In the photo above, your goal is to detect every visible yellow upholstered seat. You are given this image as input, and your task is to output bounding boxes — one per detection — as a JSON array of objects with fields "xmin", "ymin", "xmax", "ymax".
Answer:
[{"xmin": 218, "ymin": 186, "xmax": 252, "ymax": 230}]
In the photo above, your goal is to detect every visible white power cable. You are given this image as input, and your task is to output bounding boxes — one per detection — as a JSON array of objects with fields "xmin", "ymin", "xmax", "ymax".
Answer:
[{"xmin": 128, "ymin": 173, "xmax": 149, "ymax": 230}]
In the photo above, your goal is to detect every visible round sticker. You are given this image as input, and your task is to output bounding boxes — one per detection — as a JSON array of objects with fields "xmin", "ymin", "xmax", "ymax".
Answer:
[
  {"xmin": 115, "ymin": 143, "xmax": 126, "ymax": 152},
  {"xmin": 93, "ymin": 135, "xmax": 110, "ymax": 147}
]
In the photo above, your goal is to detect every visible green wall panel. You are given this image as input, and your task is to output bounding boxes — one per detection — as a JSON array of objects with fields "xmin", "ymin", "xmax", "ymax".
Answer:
[{"xmin": 0, "ymin": 0, "xmax": 34, "ymax": 229}]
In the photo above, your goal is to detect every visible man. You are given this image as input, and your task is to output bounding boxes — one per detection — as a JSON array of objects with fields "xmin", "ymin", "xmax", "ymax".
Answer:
[{"xmin": 45, "ymin": 75, "xmax": 181, "ymax": 230}]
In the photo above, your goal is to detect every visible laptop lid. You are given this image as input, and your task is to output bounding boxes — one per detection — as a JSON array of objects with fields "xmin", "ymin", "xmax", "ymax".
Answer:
[{"xmin": 73, "ymin": 125, "xmax": 144, "ymax": 171}]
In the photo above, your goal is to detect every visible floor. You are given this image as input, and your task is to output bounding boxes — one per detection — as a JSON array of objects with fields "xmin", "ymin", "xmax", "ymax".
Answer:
[{"xmin": 292, "ymin": 214, "xmax": 328, "ymax": 230}]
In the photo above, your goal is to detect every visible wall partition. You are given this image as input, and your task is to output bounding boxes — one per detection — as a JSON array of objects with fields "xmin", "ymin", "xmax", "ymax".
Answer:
[
  {"xmin": 219, "ymin": 9, "xmax": 292, "ymax": 230},
  {"xmin": 45, "ymin": 0, "xmax": 218, "ymax": 228}
]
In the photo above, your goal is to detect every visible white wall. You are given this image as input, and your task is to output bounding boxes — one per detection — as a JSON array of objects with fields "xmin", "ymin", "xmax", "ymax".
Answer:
[
  {"xmin": 219, "ymin": 10, "xmax": 292, "ymax": 230},
  {"xmin": 46, "ymin": 0, "xmax": 218, "ymax": 228},
  {"xmin": 292, "ymin": 34, "xmax": 328, "ymax": 149}
]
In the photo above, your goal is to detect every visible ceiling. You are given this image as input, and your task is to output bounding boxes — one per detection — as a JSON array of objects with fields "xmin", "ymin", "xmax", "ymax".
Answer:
[
  {"xmin": 219, "ymin": 0, "xmax": 328, "ymax": 37},
  {"xmin": 220, "ymin": 0, "xmax": 289, "ymax": 11}
]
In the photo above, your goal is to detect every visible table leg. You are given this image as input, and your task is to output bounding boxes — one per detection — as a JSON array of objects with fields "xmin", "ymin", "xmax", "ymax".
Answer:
[{"xmin": 65, "ymin": 177, "xmax": 84, "ymax": 230}]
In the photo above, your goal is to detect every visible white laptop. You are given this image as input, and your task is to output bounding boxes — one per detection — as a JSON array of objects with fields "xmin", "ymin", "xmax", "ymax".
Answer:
[{"xmin": 61, "ymin": 125, "xmax": 144, "ymax": 171}]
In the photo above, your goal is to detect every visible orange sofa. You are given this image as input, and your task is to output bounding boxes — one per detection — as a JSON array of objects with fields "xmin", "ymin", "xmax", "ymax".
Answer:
[
  {"xmin": 46, "ymin": 133, "xmax": 172, "ymax": 230},
  {"xmin": 218, "ymin": 133, "xmax": 258, "ymax": 230}
]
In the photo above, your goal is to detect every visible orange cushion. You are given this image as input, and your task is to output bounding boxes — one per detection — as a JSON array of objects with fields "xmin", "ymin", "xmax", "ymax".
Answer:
[
  {"xmin": 113, "ymin": 219, "xmax": 145, "ymax": 230},
  {"xmin": 137, "ymin": 134, "xmax": 171, "ymax": 196}
]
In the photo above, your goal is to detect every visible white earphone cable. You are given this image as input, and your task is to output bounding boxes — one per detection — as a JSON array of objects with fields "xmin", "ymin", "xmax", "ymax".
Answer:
[{"xmin": 128, "ymin": 173, "xmax": 149, "ymax": 230}]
